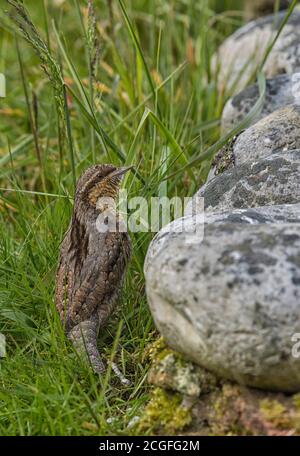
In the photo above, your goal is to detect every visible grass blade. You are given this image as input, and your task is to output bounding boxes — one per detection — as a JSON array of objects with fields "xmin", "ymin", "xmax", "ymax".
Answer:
[
  {"xmin": 118, "ymin": 0, "xmax": 161, "ymax": 118},
  {"xmin": 164, "ymin": 72, "xmax": 266, "ymax": 180}
]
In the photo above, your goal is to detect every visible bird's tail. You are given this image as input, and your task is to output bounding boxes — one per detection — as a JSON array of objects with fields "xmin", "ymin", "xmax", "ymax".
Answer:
[
  {"xmin": 67, "ymin": 317, "xmax": 130, "ymax": 385},
  {"xmin": 68, "ymin": 317, "xmax": 106, "ymax": 374}
]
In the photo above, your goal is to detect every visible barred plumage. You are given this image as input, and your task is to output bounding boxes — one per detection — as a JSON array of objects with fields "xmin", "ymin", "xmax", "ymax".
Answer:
[{"xmin": 55, "ymin": 164, "xmax": 132, "ymax": 384}]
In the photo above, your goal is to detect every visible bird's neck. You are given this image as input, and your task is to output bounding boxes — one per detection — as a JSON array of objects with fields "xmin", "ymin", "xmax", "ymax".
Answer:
[{"xmin": 73, "ymin": 197, "xmax": 118, "ymax": 224}]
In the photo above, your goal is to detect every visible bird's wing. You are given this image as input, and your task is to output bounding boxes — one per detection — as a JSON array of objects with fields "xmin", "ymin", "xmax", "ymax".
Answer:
[
  {"xmin": 55, "ymin": 229, "xmax": 75, "ymax": 327},
  {"xmin": 56, "ymin": 217, "xmax": 131, "ymax": 331},
  {"xmin": 70, "ymin": 230, "xmax": 131, "ymax": 326}
]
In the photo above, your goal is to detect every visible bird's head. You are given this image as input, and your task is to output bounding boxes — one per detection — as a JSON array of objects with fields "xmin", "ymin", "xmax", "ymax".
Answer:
[{"xmin": 75, "ymin": 164, "xmax": 133, "ymax": 207}]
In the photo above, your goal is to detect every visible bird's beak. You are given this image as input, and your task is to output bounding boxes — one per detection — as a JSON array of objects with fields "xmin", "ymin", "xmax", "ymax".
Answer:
[{"xmin": 110, "ymin": 166, "xmax": 134, "ymax": 179}]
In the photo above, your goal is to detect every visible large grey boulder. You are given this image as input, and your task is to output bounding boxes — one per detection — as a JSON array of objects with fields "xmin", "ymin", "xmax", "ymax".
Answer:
[
  {"xmin": 146, "ymin": 203, "xmax": 300, "ymax": 267},
  {"xmin": 221, "ymin": 74, "xmax": 298, "ymax": 133},
  {"xmin": 214, "ymin": 8, "xmax": 300, "ymax": 93},
  {"xmin": 145, "ymin": 206, "xmax": 300, "ymax": 392}
]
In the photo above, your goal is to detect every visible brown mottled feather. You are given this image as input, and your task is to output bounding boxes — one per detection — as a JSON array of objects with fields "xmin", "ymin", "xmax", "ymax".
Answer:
[{"xmin": 55, "ymin": 164, "xmax": 131, "ymax": 381}]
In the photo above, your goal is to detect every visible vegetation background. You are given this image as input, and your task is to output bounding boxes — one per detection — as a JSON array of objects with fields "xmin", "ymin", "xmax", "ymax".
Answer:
[{"xmin": 0, "ymin": 0, "xmax": 286, "ymax": 435}]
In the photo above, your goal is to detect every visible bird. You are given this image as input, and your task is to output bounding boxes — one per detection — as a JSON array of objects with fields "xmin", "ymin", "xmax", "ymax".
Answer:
[{"xmin": 55, "ymin": 164, "xmax": 132, "ymax": 384}]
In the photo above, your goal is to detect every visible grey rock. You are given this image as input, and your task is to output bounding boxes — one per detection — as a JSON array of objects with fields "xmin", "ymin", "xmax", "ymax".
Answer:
[
  {"xmin": 144, "ymin": 7, "xmax": 300, "ymax": 394},
  {"xmin": 221, "ymin": 74, "xmax": 298, "ymax": 133},
  {"xmin": 214, "ymin": 8, "xmax": 300, "ymax": 93},
  {"xmin": 244, "ymin": 0, "xmax": 291, "ymax": 20},
  {"xmin": 198, "ymin": 105, "xmax": 300, "ymax": 197},
  {"xmin": 205, "ymin": 203, "xmax": 300, "ymax": 225},
  {"xmin": 199, "ymin": 149, "xmax": 300, "ymax": 213},
  {"xmin": 230, "ymin": 105, "xmax": 300, "ymax": 166},
  {"xmin": 146, "ymin": 204, "xmax": 300, "ymax": 267},
  {"xmin": 145, "ymin": 211, "xmax": 300, "ymax": 392}
]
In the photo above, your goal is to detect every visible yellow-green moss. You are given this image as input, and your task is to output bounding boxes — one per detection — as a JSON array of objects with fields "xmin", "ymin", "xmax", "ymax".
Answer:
[
  {"xmin": 292, "ymin": 395, "xmax": 300, "ymax": 432},
  {"xmin": 146, "ymin": 337, "xmax": 185, "ymax": 365},
  {"xmin": 211, "ymin": 384, "xmax": 248, "ymax": 436},
  {"xmin": 146, "ymin": 337, "xmax": 217, "ymax": 397},
  {"xmin": 293, "ymin": 393, "xmax": 300, "ymax": 410},
  {"xmin": 260, "ymin": 399, "xmax": 290, "ymax": 428},
  {"xmin": 136, "ymin": 388, "xmax": 192, "ymax": 435}
]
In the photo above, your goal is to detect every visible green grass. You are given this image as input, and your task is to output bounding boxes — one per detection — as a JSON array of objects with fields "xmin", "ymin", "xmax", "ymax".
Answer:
[{"xmin": 0, "ymin": 0, "xmax": 293, "ymax": 436}]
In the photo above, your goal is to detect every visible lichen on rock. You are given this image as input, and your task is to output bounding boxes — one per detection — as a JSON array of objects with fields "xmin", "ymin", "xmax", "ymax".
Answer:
[
  {"xmin": 140, "ymin": 346, "xmax": 300, "ymax": 435},
  {"xmin": 147, "ymin": 338, "xmax": 218, "ymax": 397},
  {"xmin": 221, "ymin": 74, "xmax": 297, "ymax": 133}
]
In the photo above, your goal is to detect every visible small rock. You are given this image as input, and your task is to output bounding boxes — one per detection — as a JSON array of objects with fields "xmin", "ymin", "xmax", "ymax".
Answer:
[
  {"xmin": 145, "ymin": 208, "xmax": 300, "ymax": 392},
  {"xmin": 127, "ymin": 416, "xmax": 141, "ymax": 429},
  {"xmin": 200, "ymin": 150, "xmax": 300, "ymax": 212},
  {"xmin": 232, "ymin": 105, "xmax": 300, "ymax": 164},
  {"xmin": 221, "ymin": 74, "xmax": 298, "ymax": 133},
  {"xmin": 214, "ymin": 8, "xmax": 300, "ymax": 93},
  {"xmin": 195, "ymin": 105, "xmax": 300, "ymax": 195}
]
